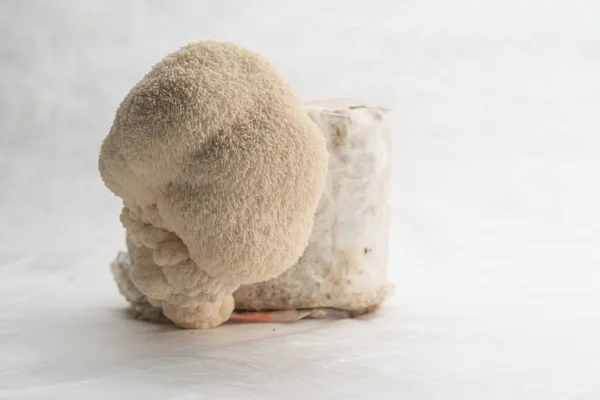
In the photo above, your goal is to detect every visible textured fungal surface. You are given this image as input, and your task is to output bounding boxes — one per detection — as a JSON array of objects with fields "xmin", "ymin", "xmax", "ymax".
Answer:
[{"xmin": 100, "ymin": 42, "xmax": 328, "ymax": 328}]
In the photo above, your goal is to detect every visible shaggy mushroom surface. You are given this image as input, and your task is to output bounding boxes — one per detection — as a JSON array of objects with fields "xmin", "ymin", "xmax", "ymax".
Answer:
[{"xmin": 100, "ymin": 41, "xmax": 328, "ymax": 328}]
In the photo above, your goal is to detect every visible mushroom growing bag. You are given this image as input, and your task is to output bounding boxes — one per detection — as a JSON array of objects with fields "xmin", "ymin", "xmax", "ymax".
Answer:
[{"xmin": 233, "ymin": 100, "xmax": 393, "ymax": 319}]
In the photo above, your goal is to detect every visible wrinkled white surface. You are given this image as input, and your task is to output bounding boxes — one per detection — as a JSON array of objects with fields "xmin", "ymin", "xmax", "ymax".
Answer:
[
  {"xmin": 236, "ymin": 102, "xmax": 392, "ymax": 312},
  {"xmin": 1, "ymin": 1, "xmax": 600, "ymax": 399}
]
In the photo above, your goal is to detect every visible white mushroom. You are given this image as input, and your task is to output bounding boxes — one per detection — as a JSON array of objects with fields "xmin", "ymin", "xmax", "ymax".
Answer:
[{"xmin": 100, "ymin": 41, "xmax": 328, "ymax": 328}]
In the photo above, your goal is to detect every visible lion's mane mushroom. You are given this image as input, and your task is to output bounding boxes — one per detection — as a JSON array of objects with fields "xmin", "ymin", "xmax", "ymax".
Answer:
[{"xmin": 99, "ymin": 41, "xmax": 328, "ymax": 329}]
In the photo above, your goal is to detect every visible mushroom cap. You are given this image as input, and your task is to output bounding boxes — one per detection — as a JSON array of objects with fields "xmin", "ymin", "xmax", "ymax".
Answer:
[{"xmin": 100, "ymin": 42, "xmax": 328, "ymax": 326}]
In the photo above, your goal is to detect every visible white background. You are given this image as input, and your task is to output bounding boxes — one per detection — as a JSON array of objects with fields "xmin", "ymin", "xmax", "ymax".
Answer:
[{"xmin": 1, "ymin": 0, "xmax": 599, "ymax": 398}]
